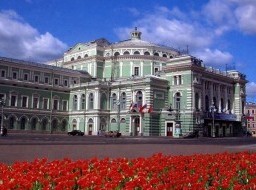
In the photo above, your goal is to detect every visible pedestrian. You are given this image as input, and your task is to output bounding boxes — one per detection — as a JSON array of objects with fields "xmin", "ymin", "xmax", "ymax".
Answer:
[{"xmin": 2, "ymin": 126, "xmax": 7, "ymax": 136}]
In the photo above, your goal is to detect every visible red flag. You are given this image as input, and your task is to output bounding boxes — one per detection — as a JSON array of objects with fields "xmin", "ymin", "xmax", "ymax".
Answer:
[
  {"xmin": 148, "ymin": 105, "xmax": 153, "ymax": 113},
  {"xmin": 139, "ymin": 104, "xmax": 147, "ymax": 113}
]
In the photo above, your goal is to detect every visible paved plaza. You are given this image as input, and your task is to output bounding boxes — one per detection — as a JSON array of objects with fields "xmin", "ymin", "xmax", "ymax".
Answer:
[{"xmin": 1, "ymin": 133, "xmax": 256, "ymax": 164}]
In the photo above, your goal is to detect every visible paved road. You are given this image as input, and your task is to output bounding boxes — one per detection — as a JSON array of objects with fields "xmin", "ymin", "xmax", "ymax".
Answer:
[{"xmin": 1, "ymin": 133, "xmax": 256, "ymax": 164}]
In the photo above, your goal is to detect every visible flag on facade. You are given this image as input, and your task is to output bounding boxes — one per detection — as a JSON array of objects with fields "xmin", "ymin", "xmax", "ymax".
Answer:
[
  {"xmin": 139, "ymin": 104, "xmax": 147, "ymax": 113},
  {"xmin": 148, "ymin": 105, "xmax": 153, "ymax": 113}
]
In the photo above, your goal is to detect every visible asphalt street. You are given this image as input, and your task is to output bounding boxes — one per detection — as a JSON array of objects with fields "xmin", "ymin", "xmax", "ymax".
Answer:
[{"xmin": 1, "ymin": 133, "xmax": 256, "ymax": 164}]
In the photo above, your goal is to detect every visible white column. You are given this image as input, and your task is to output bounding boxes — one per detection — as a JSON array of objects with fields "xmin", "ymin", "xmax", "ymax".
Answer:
[{"xmin": 77, "ymin": 94, "xmax": 81, "ymax": 110}]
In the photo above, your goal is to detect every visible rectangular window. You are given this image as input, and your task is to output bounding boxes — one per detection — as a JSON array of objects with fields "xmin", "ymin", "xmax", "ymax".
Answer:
[
  {"xmin": 62, "ymin": 100, "xmax": 68, "ymax": 111},
  {"xmin": 34, "ymin": 75, "xmax": 39, "ymax": 83},
  {"xmin": 33, "ymin": 97, "xmax": 39, "ymax": 109},
  {"xmin": 134, "ymin": 67, "xmax": 139, "ymax": 76},
  {"xmin": 54, "ymin": 78, "xmax": 59, "ymax": 85},
  {"xmin": 13, "ymin": 72, "xmax": 17, "ymax": 79},
  {"xmin": 154, "ymin": 67, "xmax": 159, "ymax": 75},
  {"xmin": 24, "ymin": 74, "xmax": 28, "ymax": 81},
  {"xmin": 44, "ymin": 77, "xmax": 49, "ymax": 84},
  {"xmin": 64, "ymin": 80, "xmax": 68, "ymax": 86},
  {"xmin": 43, "ymin": 98, "xmax": 49, "ymax": 109},
  {"xmin": 1, "ymin": 70, "xmax": 5, "ymax": 77},
  {"xmin": 174, "ymin": 75, "xmax": 182, "ymax": 85},
  {"xmin": 22, "ymin": 96, "xmax": 28, "ymax": 108},
  {"xmin": 53, "ymin": 99, "xmax": 58, "ymax": 110},
  {"xmin": 10, "ymin": 95, "xmax": 16, "ymax": 106}
]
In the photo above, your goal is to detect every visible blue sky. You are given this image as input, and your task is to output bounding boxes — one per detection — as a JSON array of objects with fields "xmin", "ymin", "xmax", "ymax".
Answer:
[{"xmin": 0, "ymin": 0, "xmax": 256, "ymax": 101}]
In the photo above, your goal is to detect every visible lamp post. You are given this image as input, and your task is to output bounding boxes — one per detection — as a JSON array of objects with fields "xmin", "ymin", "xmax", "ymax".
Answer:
[
  {"xmin": 210, "ymin": 104, "xmax": 216, "ymax": 137},
  {"xmin": 0, "ymin": 98, "xmax": 6, "ymax": 135}
]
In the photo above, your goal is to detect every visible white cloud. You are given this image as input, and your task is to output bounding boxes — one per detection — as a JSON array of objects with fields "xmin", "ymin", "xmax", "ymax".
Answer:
[
  {"xmin": 0, "ymin": 10, "xmax": 67, "ymax": 62},
  {"xmin": 246, "ymin": 82, "xmax": 256, "ymax": 100},
  {"xmin": 195, "ymin": 48, "xmax": 233, "ymax": 67},
  {"xmin": 116, "ymin": 7, "xmax": 213, "ymax": 51},
  {"xmin": 203, "ymin": 0, "xmax": 256, "ymax": 35}
]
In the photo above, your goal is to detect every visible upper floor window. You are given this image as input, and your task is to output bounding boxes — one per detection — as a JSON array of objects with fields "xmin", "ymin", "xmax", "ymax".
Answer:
[
  {"xmin": 43, "ymin": 98, "xmax": 49, "ymax": 110},
  {"xmin": 195, "ymin": 93, "xmax": 199, "ymax": 110},
  {"xmin": 33, "ymin": 96, "xmax": 39, "ymax": 109},
  {"xmin": 121, "ymin": 92, "xmax": 126, "ymax": 110},
  {"xmin": 21, "ymin": 96, "xmax": 28, "ymax": 108},
  {"xmin": 63, "ymin": 100, "xmax": 68, "ymax": 111},
  {"xmin": 12, "ymin": 72, "xmax": 17, "ymax": 79},
  {"xmin": 71, "ymin": 57, "xmax": 75, "ymax": 61},
  {"xmin": 10, "ymin": 94, "xmax": 17, "ymax": 107},
  {"xmin": 64, "ymin": 80, "xmax": 68, "ymax": 86},
  {"xmin": 134, "ymin": 51, "xmax": 140, "ymax": 55},
  {"xmin": 114, "ymin": 52, "xmax": 120, "ymax": 56},
  {"xmin": 154, "ymin": 67, "xmax": 159, "ymax": 75},
  {"xmin": 44, "ymin": 77, "xmax": 49, "ymax": 84},
  {"xmin": 123, "ymin": 51, "xmax": 130, "ymax": 55},
  {"xmin": 73, "ymin": 95, "xmax": 78, "ymax": 110},
  {"xmin": 134, "ymin": 67, "xmax": 140, "ymax": 76},
  {"xmin": 77, "ymin": 56, "xmax": 81, "ymax": 59},
  {"xmin": 81, "ymin": 94, "xmax": 86, "ymax": 110},
  {"xmin": 88, "ymin": 93, "xmax": 94, "ymax": 109},
  {"xmin": 54, "ymin": 78, "xmax": 59, "ymax": 85},
  {"xmin": 154, "ymin": 52, "xmax": 159, "ymax": 56},
  {"xmin": 53, "ymin": 99, "xmax": 59, "ymax": 110},
  {"xmin": 24, "ymin": 74, "xmax": 28, "ymax": 81},
  {"xmin": 144, "ymin": 51, "xmax": 150, "ymax": 55},
  {"xmin": 1, "ymin": 70, "xmax": 6, "ymax": 78},
  {"xmin": 174, "ymin": 92, "xmax": 181, "ymax": 110},
  {"xmin": 34, "ymin": 75, "xmax": 39, "ymax": 83},
  {"xmin": 112, "ymin": 93, "xmax": 117, "ymax": 110},
  {"xmin": 174, "ymin": 75, "xmax": 182, "ymax": 85},
  {"xmin": 136, "ymin": 91, "xmax": 143, "ymax": 107}
]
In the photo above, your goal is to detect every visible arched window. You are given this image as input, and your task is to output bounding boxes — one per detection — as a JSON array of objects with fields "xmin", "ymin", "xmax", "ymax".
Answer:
[
  {"xmin": 88, "ymin": 93, "xmax": 94, "ymax": 109},
  {"xmin": 174, "ymin": 92, "xmax": 181, "ymax": 110},
  {"xmin": 42, "ymin": 118, "xmax": 48, "ymax": 131},
  {"xmin": 195, "ymin": 93, "xmax": 199, "ymax": 110},
  {"xmin": 120, "ymin": 118, "xmax": 126, "ymax": 123},
  {"xmin": 144, "ymin": 51, "xmax": 150, "ymax": 55},
  {"xmin": 114, "ymin": 52, "xmax": 120, "ymax": 56},
  {"xmin": 20, "ymin": 117, "xmax": 26, "ymax": 130},
  {"xmin": 136, "ymin": 91, "xmax": 143, "ymax": 107},
  {"xmin": 163, "ymin": 54, "xmax": 167, "ymax": 58},
  {"xmin": 111, "ymin": 118, "xmax": 117, "ymax": 123},
  {"xmin": 31, "ymin": 117, "xmax": 37, "ymax": 130},
  {"xmin": 134, "ymin": 51, "xmax": 140, "ymax": 55},
  {"xmin": 84, "ymin": 54, "xmax": 88, "ymax": 58},
  {"xmin": 112, "ymin": 93, "xmax": 117, "ymax": 110},
  {"xmin": 71, "ymin": 57, "xmax": 75, "ymax": 61},
  {"xmin": 213, "ymin": 97, "xmax": 217, "ymax": 111},
  {"xmin": 205, "ymin": 95, "xmax": 209, "ymax": 111},
  {"xmin": 121, "ymin": 92, "xmax": 126, "ymax": 110},
  {"xmin": 77, "ymin": 56, "xmax": 81, "ymax": 59},
  {"xmin": 9, "ymin": 116, "xmax": 15, "ymax": 129},
  {"xmin": 123, "ymin": 51, "xmax": 130, "ymax": 55},
  {"xmin": 52, "ymin": 118, "xmax": 58, "ymax": 131},
  {"xmin": 100, "ymin": 93, "xmax": 107, "ymax": 110},
  {"xmin": 170, "ymin": 55, "xmax": 173, "ymax": 58},
  {"xmin": 81, "ymin": 94, "xmax": 86, "ymax": 110},
  {"xmin": 73, "ymin": 95, "xmax": 78, "ymax": 110},
  {"xmin": 72, "ymin": 119, "xmax": 77, "ymax": 130},
  {"xmin": 154, "ymin": 52, "xmax": 159, "ymax": 56},
  {"xmin": 61, "ymin": 120, "xmax": 67, "ymax": 131}
]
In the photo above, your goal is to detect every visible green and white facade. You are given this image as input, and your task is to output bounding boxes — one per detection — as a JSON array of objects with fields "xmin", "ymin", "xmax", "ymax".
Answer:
[{"xmin": 0, "ymin": 28, "xmax": 247, "ymax": 137}]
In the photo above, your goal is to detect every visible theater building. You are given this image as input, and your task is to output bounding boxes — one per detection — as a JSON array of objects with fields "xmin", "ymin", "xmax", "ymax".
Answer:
[{"xmin": 0, "ymin": 28, "xmax": 247, "ymax": 137}]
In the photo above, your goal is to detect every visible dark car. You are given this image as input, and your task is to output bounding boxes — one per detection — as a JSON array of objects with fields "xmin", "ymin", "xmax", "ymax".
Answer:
[
  {"xmin": 68, "ymin": 130, "xmax": 84, "ymax": 136},
  {"xmin": 183, "ymin": 130, "xmax": 199, "ymax": 138}
]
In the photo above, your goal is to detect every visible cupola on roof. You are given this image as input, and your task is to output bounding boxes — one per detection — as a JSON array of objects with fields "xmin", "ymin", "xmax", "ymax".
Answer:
[{"xmin": 131, "ymin": 27, "xmax": 141, "ymax": 40}]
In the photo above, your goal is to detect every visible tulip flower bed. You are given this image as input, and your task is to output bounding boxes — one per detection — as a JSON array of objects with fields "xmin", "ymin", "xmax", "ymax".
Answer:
[{"xmin": 0, "ymin": 152, "xmax": 256, "ymax": 189}]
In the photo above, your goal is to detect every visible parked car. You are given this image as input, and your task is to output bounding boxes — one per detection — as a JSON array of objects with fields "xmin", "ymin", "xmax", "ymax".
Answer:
[
  {"xmin": 104, "ymin": 131, "xmax": 121, "ymax": 138},
  {"xmin": 67, "ymin": 130, "xmax": 84, "ymax": 136},
  {"xmin": 183, "ymin": 130, "xmax": 199, "ymax": 138}
]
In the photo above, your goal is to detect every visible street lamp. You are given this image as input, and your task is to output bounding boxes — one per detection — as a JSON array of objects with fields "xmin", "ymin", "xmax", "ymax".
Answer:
[
  {"xmin": 0, "ymin": 98, "xmax": 6, "ymax": 135},
  {"xmin": 210, "ymin": 104, "xmax": 216, "ymax": 137}
]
